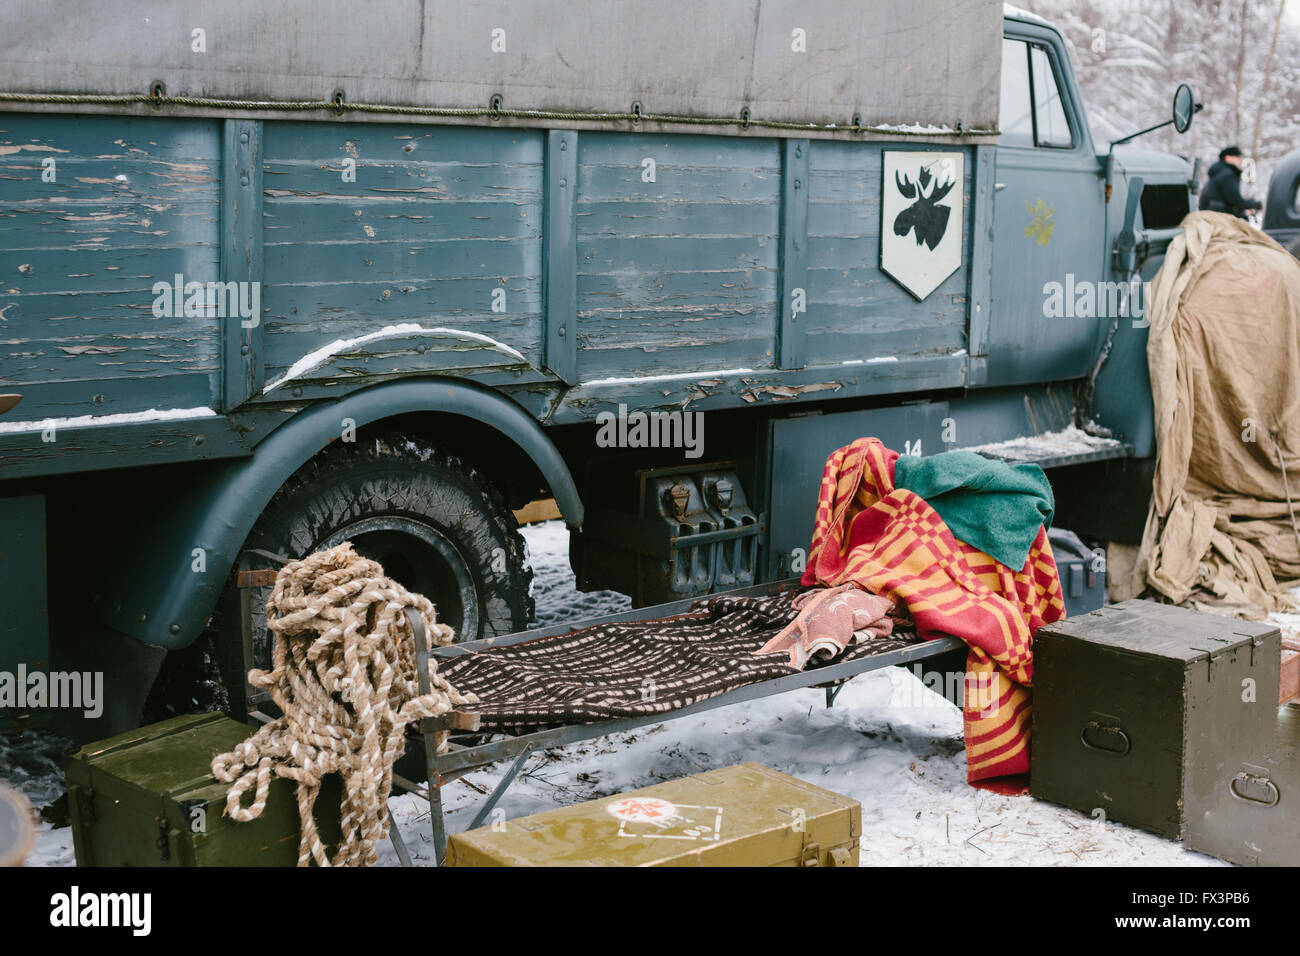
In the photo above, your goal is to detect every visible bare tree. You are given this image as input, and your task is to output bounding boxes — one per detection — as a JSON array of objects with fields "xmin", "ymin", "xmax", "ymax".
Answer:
[
  {"xmin": 1233, "ymin": 0, "xmax": 1250, "ymax": 141},
  {"xmin": 1252, "ymin": 0, "xmax": 1287, "ymax": 166},
  {"xmin": 1022, "ymin": 0, "xmax": 1300, "ymax": 188}
]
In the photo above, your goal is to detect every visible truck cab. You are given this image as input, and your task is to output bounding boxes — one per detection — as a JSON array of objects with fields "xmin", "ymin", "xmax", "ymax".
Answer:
[
  {"xmin": 992, "ymin": 8, "xmax": 1195, "ymax": 534},
  {"xmin": 996, "ymin": 9, "xmax": 1191, "ymax": 427}
]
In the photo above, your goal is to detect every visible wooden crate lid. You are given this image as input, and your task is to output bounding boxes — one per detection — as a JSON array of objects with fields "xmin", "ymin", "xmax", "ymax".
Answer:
[{"xmin": 1036, "ymin": 599, "xmax": 1279, "ymax": 663}]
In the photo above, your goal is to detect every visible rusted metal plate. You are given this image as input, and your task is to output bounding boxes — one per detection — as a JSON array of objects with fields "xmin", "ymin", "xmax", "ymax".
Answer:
[{"xmin": 235, "ymin": 568, "xmax": 278, "ymax": 589}]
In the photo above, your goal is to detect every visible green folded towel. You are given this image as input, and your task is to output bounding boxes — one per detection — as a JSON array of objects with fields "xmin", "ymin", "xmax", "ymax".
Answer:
[{"xmin": 893, "ymin": 450, "xmax": 1054, "ymax": 570}]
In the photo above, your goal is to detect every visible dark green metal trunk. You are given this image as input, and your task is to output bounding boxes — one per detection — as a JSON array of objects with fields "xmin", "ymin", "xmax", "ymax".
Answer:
[
  {"xmin": 1187, "ymin": 702, "xmax": 1300, "ymax": 866},
  {"xmin": 1030, "ymin": 600, "xmax": 1280, "ymax": 840}
]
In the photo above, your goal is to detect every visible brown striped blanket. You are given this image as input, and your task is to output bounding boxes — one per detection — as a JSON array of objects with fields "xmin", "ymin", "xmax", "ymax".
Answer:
[{"xmin": 440, "ymin": 591, "xmax": 920, "ymax": 734}]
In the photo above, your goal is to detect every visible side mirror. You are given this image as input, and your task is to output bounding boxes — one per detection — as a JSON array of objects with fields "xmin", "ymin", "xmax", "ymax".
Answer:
[
  {"xmin": 1172, "ymin": 83, "xmax": 1198, "ymax": 134},
  {"xmin": 1106, "ymin": 81, "xmax": 1203, "ymax": 198}
]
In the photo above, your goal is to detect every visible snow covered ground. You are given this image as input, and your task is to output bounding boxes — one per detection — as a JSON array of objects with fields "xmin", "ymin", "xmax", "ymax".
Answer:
[
  {"xmin": 383, "ymin": 521, "xmax": 1218, "ymax": 866},
  {"xmin": 2, "ymin": 731, "xmax": 73, "ymax": 867},
  {"xmin": 378, "ymin": 663, "xmax": 1221, "ymax": 866},
  {"xmin": 5, "ymin": 519, "xmax": 1228, "ymax": 866}
]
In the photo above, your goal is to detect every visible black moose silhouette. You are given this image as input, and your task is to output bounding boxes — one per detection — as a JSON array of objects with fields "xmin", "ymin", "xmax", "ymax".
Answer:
[{"xmin": 893, "ymin": 164, "xmax": 954, "ymax": 251}]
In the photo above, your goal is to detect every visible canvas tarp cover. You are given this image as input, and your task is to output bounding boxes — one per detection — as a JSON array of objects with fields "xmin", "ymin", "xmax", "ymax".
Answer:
[
  {"xmin": 0, "ymin": 0, "xmax": 1001, "ymax": 142},
  {"xmin": 1124, "ymin": 211, "xmax": 1300, "ymax": 616}
]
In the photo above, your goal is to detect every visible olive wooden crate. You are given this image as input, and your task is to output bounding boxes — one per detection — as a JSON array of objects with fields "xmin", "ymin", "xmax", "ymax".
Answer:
[
  {"xmin": 1031, "ymin": 600, "xmax": 1280, "ymax": 840},
  {"xmin": 446, "ymin": 762, "xmax": 859, "ymax": 867},
  {"xmin": 67, "ymin": 712, "xmax": 341, "ymax": 866}
]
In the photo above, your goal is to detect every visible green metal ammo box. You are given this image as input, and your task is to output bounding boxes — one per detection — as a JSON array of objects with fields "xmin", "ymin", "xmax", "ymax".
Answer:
[
  {"xmin": 1186, "ymin": 703, "xmax": 1300, "ymax": 866},
  {"xmin": 66, "ymin": 711, "xmax": 341, "ymax": 866},
  {"xmin": 446, "ymin": 762, "xmax": 860, "ymax": 867},
  {"xmin": 1030, "ymin": 600, "xmax": 1281, "ymax": 839}
]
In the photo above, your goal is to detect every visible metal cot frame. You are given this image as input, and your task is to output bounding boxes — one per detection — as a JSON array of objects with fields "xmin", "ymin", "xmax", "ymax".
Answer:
[
  {"xmin": 237, "ymin": 560, "xmax": 965, "ymax": 866},
  {"xmin": 391, "ymin": 578, "xmax": 966, "ymax": 866}
]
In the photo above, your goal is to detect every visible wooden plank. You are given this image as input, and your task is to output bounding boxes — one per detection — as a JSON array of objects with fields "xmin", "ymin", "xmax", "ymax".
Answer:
[
  {"xmin": 778, "ymin": 139, "xmax": 810, "ymax": 369},
  {"xmin": 573, "ymin": 133, "xmax": 779, "ymax": 381},
  {"xmin": 252, "ymin": 123, "xmax": 548, "ymax": 394},
  {"xmin": 235, "ymin": 568, "xmax": 278, "ymax": 588},
  {"xmin": 543, "ymin": 130, "xmax": 578, "ymax": 384},
  {"xmin": 545, "ymin": 352, "xmax": 967, "ymax": 424},
  {"xmin": 220, "ymin": 119, "xmax": 264, "ymax": 410},
  {"xmin": 0, "ymin": 114, "xmax": 223, "ymax": 423},
  {"xmin": 0, "ymin": 417, "xmax": 250, "ymax": 479},
  {"xmin": 513, "ymin": 497, "xmax": 561, "ymax": 525},
  {"xmin": 802, "ymin": 142, "xmax": 971, "ymax": 368},
  {"xmin": 1281, "ymin": 638, "xmax": 1300, "ymax": 706}
]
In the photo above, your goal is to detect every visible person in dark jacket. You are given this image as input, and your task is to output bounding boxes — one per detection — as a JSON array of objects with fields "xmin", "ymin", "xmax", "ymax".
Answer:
[{"xmin": 1198, "ymin": 146, "xmax": 1260, "ymax": 219}]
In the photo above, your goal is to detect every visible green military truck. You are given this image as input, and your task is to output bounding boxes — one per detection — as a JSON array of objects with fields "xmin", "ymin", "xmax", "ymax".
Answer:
[{"xmin": 0, "ymin": 1, "xmax": 1199, "ymax": 735}]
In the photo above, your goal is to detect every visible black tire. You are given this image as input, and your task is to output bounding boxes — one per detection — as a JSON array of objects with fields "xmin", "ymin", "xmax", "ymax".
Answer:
[{"xmin": 215, "ymin": 432, "xmax": 533, "ymax": 715}]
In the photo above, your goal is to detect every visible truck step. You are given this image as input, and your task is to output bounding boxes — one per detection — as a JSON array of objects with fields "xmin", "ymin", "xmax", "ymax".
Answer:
[{"xmin": 964, "ymin": 426, "xmax": 1131, "ymax": 470}]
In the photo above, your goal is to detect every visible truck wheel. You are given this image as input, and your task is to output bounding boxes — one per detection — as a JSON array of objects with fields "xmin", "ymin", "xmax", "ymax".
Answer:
[{"xmin": 216, "ymin": 432, "xmax": 534, "ymax": 714}]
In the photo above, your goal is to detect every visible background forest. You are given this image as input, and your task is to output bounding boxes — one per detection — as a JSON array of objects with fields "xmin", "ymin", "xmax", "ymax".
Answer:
[{"xmin": 1019, "ymin": 0, "xmax": 1298, "ymax": 199}]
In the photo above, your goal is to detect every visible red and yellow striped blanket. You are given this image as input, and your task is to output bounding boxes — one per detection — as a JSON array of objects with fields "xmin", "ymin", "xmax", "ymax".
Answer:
[{"xmin": 800, "ymin": 438, "xmax": 1065, "ymax": 784}]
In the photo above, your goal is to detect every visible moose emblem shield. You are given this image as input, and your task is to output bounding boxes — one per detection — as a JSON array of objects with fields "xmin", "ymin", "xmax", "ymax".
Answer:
[{"xmin": 880, "ymin": 151, "xmax": 964, "ymax": 301}]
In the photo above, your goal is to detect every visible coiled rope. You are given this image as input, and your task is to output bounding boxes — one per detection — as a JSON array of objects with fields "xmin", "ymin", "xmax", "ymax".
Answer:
[{"xmin": 210, "ymin": 542, "xmax": 476, "ymax": 867}]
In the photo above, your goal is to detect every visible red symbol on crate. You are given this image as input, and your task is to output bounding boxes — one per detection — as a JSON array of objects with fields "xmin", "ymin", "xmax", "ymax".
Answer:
[{"xmin": 606, "ymin": 797, "xmax": 678, "ymax": 823}]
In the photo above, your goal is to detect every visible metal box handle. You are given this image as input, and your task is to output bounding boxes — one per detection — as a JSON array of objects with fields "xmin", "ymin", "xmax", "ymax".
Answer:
[
  {"xmin": 1080, "ymin": 720, "xmax": 1131, "ymax": 756},
  {"xmin": 1229, "ymin": 771, "xmax": 1280, "ymax": 807}
]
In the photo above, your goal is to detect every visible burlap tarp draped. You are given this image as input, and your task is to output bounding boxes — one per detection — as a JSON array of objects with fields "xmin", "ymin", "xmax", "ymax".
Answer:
[{"xmin": 1122, "ymin": 211, "xmax": 1300, "ymax": 617}]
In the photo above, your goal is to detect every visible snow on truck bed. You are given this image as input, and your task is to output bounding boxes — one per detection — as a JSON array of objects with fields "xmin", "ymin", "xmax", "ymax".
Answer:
[{"xmin": 965, "ymin": 426, "xmax": 1127, "ymax": 464}]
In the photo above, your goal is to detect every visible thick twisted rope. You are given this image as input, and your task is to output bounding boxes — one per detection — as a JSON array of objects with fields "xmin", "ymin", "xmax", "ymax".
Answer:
[{"xmin": 210, "ymin": 542, "xmax": 476, "ymax": 867}]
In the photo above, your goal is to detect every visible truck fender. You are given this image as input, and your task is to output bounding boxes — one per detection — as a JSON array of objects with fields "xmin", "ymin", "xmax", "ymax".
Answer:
[{"xmin": 97, "ymin": 379, "xmax": 582, "ymax": 650}]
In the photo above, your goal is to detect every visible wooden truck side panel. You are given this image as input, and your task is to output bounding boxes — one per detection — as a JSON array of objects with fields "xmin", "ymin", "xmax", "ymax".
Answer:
[
  {"xmin": 258, "ymin": 123, "xmax": 547, "ymax": 395},
  {"xmin": 2, "ymin": 115, "xmax": 981, "ymax": 437},
  {"xmin": 0, "ymin": 0, "xmax": 1007, "ymax": 475},
  {"xmin": 0, "ymin": 114, "xmax": 222, "ymax": 423},
  {"xmin": 803, "ymin": 140, "xmax": 970, "ymax": 368}
]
